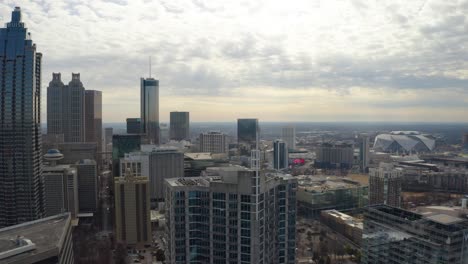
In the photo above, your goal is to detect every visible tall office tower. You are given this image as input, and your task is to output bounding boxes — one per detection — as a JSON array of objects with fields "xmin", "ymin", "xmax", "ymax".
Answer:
[
  {"xmin": 281, "ymin": 126, "xmax": 296, "ymax": 150},
  {"xmin": 47, "ymin": 73, "xmax": 64, "ymax": 136},
  {"xmin": 273, "ymin": 139, "xmax": 289, "ymax": 170},
  {"xmin": 120, "ymin": 146, "xmax": 183, "ymax": 201},
  {"xmin": 0, "ymin": 7, "xmax": 44, "ymax": 227},
  {"xmin": 47, "ymin": 73, "xmax": 85, "ymax": 142},
  {"xmin": 43, "ymin": 149, "xmax": 79, "ymax": 218},
  {"xmin": 126, "ymin": 118, "xmax": 141, "ymax": 134},
  {"xmin": 363, "ymin": 204, "xmax": 468, "ymax": 264},
  {"xmin": 114, "ymin": 169, "xmax": 151, "ymax": 245},
  {"xmin": 170, "ymin": 111, "xmax": 190, "ymax": 141},
  {"xmin": 75, "ymin": 159, "xmax": 98, "ymax": 213},
  {"xmin": 112, "ymin": 134, "xmax": 141, "ymax": 176},
  {"xmin": 85, "ymin": 90, "xmax": 102, "ymax": 151},
  {"xmin": 315, "ymin": 142, "xmax": 354, "ymax": 169},
  {"xmin": 165, "ymin": 166, "xmax": 297, "ymax": 264},
  {"xmin": 199, "ymin": 131, "xmax": 227, "ymax": 153},
  {"xmin": 369, "ymin": 163, "xmax": 402, "ymax": 207},
  {"xmin": 359, "ymin": 134, "xmax": 370, "ymax": 173},
  {"xmin": 237, "ymin": 118, "xmax": 259, "ymax": 154},
  {"xmin": 0, "ymin": 213, "xmax": 75, "ymax": 264},
  {"xmin": 140, "ymin": 78, "xmax": 159, "ymax": 145}
]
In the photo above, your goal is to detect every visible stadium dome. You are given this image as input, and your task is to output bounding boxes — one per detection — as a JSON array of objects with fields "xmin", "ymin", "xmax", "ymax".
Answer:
[{"xmin": 373, "ymin": 131, "xmax": 435, "ymax": 153}]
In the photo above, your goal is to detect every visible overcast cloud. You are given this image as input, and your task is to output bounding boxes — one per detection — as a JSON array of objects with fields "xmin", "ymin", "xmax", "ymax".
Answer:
[{"xmin": 1, "ymin": 0, "xmax": 468, "ymax": 122}]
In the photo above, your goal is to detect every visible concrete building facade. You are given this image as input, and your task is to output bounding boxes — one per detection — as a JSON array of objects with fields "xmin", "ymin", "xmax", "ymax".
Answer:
[
  {"xmin": 170, "ymin": 111, "xmax": 189, "ymax": 141},
  {"xmin": 84, "ymin": 90, "xmax": 102, "ymax": 151},
  {"xmin": 75, "ymin": 159, "xmax": 98, "ymax": 213},
  {"xmin": 199, "ymin": 131, "xmax": 227, "ymax": 153},
  {"xmin": 114, "ymin": 170, "xmax": 151, "ymax": 245},
  {"xmin": 281, "ymin": 126, "xmax": 296, "ymax": 150},
  {"xmin": 120, "ymin": 146, "xmax": 184, "ymax": 201}
]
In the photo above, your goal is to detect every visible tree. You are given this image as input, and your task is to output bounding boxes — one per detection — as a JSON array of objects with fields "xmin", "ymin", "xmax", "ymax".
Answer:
[
  {"xmin": 114, "ymin": 241, "xmax": 128, "ymax": 264},
  {"xmin": 155, "ymin": 249, "xmax": 165, "ymax": 262}
]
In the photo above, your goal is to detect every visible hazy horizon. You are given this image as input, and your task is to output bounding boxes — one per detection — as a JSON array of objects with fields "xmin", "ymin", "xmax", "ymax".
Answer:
[{"xmin": 2, "ymin": 1, "xmax": 468, "ymax": 122}]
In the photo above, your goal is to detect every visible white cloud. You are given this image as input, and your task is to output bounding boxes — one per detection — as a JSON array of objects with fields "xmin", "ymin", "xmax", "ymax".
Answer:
[{"xmin": 1, "ymin": 0, "xmax": 468, "ymax": 122}]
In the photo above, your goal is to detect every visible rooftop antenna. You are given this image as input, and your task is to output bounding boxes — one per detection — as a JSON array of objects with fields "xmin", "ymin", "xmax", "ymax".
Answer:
[{"xmin": 149, "ymin": 56, "xmax": 152, "ymax": 78}]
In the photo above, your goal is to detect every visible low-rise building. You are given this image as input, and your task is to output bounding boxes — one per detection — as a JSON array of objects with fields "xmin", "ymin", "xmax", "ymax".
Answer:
[
  {"xmin": 297, "ymin": 175, "xmax": 368, "ymax": 217},
  {"xmin": 0, "ymin": 213, "xmax": 74, "ymax": 264},
  {"xmin": 320, "ymin": 210, "xmax": 363, "ymax": 246}
]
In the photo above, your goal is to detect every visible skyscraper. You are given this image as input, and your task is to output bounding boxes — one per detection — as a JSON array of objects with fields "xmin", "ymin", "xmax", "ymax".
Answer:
[
  {"xmin": 369, "ymin": 163, "xmax": 402, "ymax": 207},
  {"xmin": 75, "ymin": 159, "xmax": 98, "ymax": 213},
  {"xmin": 237, "ymin": 118, "xmax": 259, "ymax": 154},
  {"xmin": 0, "ymin": 7, "xmax": 44, "ymax": 227},
  {"xmin": 140, "ymin": 78, "xmax": 159, "ymax": 144},
  {"xmin": 170, "ymin": 111, "xmax": 189, "ymax": 141},
  {"xmin": 199, "ymin": 131, "xmax": 228, "ymax": 153},
  {"xmin": 85, "ymin": 90, "xmax": 102, "ymax": 151},
  {"xmin": 363, "ymin": 204, "xmax": 468, "ymax": 264},
  {"xmin": 164, "ymin": 166, "xmax": 297, "ymax": 263},
  {"xmin": 47, "ymin": 73, "xmax": 85, "ymax": 142},
  {"xmin": 281, "ymin": 126, "xmax": 296, "ymax": 150},
  {"xmin": 359, "ymin": 134, "xmax": 370, "ymax": 173},
  {"xmin": 273, "ymin": 139, "xmax": 288, "ymax": 170},
  {"xmin": 114, "ymin": 169, "xmax": 151, "ymax": 245}
]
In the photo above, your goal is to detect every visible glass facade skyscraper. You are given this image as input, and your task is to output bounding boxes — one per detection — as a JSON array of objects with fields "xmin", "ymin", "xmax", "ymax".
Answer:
[
  {"xmin": 141, "ymin": 78, "xmax": 159, "ymax": 144},
  {"xmin": 0, "ymin": 7, "xmax": 44, "ymax": 227},
  {"xmin": 273, "ymin": 139, "xmax": 288, "ymax": 170},
  {"xmin": 85, "ymin": 90, "xmax": 102, "ymax": 151}
]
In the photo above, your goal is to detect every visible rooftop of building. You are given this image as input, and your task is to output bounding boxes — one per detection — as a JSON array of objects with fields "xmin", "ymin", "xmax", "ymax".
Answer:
[
  {"xmin": 368, "ymin": 205, "xmax": 468, "ymax": 229},
  {"xmin": 297, "ymin": 174, "xmax": 367, "ymax": 192},
  {"xmin": 184, "ymin": 152, "xmax": 213, "ymax": 160},
  {"xmin": 322, "ymin": 210, "xmax": 363, "ymax": 230},
  {"xmin": 0, "ymin": 213, "xmax": 71, "ymax": 263}
]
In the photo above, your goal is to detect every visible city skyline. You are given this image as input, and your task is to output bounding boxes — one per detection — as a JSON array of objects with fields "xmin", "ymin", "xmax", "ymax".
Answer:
[{"xmin": 1, "ymin": 1, "xmax": 467, "ymax": 122}]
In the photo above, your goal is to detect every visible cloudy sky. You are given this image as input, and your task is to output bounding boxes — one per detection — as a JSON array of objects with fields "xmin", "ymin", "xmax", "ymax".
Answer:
[{"xmin": 1, "ymin": 0, "xmax": 468, "ymax": 122}]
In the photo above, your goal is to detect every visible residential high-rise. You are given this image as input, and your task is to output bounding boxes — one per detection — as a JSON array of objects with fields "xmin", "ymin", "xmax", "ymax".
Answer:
[
  {"xmin": 126, "ymin": 118, "xmax": 141, "ymax": 134},
  {"xmin": 281, "ymin": 126, "xmax": 296, "ymax": 150},
  {"xmin": 170, "ymin": 111, "xmax": 190, "ymax": 141},
  {"xmin": 359, "ymin": 134, "xmax": 370, "ymax": 173},
  {"xmin": 369, "ymin": 163, "xmax": 402, "ymax": 207},
  {"xmin": 199, "ymin": 131, "xmax": 227, "ymax": 153},
  {"xmin": 165, "ymin": 166, "xmax": 297, "ymax": 263},
  {"xmin": 0, "ymin": 7, "xmax": 44, "ymax": 227},
  {"xmin": 43, "ymin": 149, "xmax": 79, "ymax": 218},
  {"xmin": 140, "ymin": 78, "xmax": 159, "ymax": 144},
  {"xmin": 75, "ymin": 159, "xmax": 98, "ymax": 213},
  {"xmin": 0, "ymin": 213, "xmax": 75, "ymax": 263},
  {"xmin": 237, "ymin": 118, "xmax": 259, "ymax": 155},
  {"xmin": 114, "ymin": 169, "xmax": 151, "ymax": 245},
  {"xmin": 363, "ymin": 204, "xmax": 468, "ymax": 264},
  {"xmin": 120, "ymin": 146, "xmax": 184, "ymax": 201},
  {"xmin": 112, "ymin": 134, "xmax": 141, "ymax": 176},
  {"xmin": 85, "ymin": 90, "xmax": 102, "ymax": 151},
  {"xmin": 273, "ymin": 139, "xmax": 289, "ymax": 170}
]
